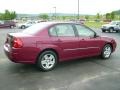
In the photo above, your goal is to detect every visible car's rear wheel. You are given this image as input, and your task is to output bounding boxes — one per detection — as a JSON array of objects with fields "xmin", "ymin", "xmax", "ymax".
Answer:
[
  {"xmin": 102, "ymin": 30, "xmax": 105, "ymax": 32},
  {"xmin": 101, "ymin": 44, "xmax": 112, "ymax": 59},
  {"xmin": 37, "ymin": 51, "xmax": 58, "ymax": 71},
  {"xmin": 21, "ymin": 25, "xmax": 25, "ymax": 29}
]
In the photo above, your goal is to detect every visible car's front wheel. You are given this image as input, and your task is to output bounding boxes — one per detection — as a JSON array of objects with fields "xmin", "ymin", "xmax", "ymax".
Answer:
[
  {"xmin": 21, "ymin": 25, "xmax": 26, "ymax": 29},
  {"xmin": 116, "ymin": 30, "xmax": 119, "ymax": 33},
  {"xmin": 37, "ymin": 51, "xmax": 58, "ymax": 71},
  {"xmin": 101, "ymin": 44, "xmax": 112, "ymax": 59},
  {"xmin": 109, "ymin": 28, "xmax": 114, "ymax": 33},
  {"xmin": 10, "ymin": 25, "xmax": 14, "ymax": 29}
]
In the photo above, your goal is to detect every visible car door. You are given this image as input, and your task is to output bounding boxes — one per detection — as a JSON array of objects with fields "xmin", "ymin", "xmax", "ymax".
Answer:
[
  {"xmin": 50, "ymin": 24, "xmax": 80, "ymax": 60},
  {"xmin": 3, "ymin": 21, "xmax": 10, "ymax": 27},
  {"xmin": 75, "ymin": 24, "xmax": 101, "ymax": 57},
  {"xmin": 117, "ymin": 22, "xmax": 120, "ymax": 30},
  {"xmin": 26, "ymin": 22, "xmax": 33, "ymax": 27}
]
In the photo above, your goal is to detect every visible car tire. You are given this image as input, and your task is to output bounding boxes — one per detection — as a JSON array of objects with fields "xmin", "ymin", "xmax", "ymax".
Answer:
[
  {"xmin": 109, "ymin": 28, "xmax": 114, "ymax": 33},
  {"xmin": 21, "ymin": 25, "xmax": 26, "ymax": 29},
  {"xmin": 101, "ymin": 44, "xmax": 112, "ymax": 59},
  {"xmin": 102, "ymin": 30, "xmax": 105, "ymax": 32},
  {"xmin": 10, "ymin": 25, "xmax": 14, "ymax": 29},
  {"xmin": 116, "ymin": 30, "xmax": 119, "ymax": 33},
  {"xmin": 37, "ymin": 51, "xmax": 58, "ymax": 71}
]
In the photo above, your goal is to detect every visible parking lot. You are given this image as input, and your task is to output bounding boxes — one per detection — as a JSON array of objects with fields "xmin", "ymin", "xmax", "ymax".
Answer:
[{"xmin": 0, "ymin": 28, "xmax": 120, "ymax": 90}]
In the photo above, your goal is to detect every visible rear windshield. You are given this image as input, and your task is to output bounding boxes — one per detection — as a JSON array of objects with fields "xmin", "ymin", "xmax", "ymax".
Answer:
[{"xmin": 22, "ymin": 23, "xmax": 50, "ymax": 35}]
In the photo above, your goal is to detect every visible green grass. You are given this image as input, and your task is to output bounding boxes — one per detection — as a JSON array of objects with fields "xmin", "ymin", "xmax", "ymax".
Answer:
[{"xmin": 84, "ymin": 21, "xmax": 107, "ymax": 28}]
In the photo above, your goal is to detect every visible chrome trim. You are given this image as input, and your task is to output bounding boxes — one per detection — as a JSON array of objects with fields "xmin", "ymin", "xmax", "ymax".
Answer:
[{"xmin": 64, "ymin": 47, "xmax": 100, "ymax": 51}]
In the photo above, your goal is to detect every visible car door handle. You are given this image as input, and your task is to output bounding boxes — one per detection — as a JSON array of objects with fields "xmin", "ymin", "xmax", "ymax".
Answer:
[
  {"xmin": 53, "ymin": 39, "xmax": 62, "ymax": 43},
  {"xmin": 81, "ymin": 38, "xmax": 85, "ymax": 40}
]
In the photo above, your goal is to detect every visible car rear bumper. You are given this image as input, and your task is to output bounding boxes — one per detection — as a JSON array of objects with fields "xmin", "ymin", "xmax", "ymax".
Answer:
[
  {"xmin": 4, "ymin": 44, "xmax": 35, "ymax": 64},
  {"xmin": 4, "ymin": 44, "xmax": 16, "ymax": 62}
]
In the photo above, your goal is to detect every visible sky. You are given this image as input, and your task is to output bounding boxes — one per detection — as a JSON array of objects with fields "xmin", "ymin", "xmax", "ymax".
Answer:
[{"xmin": 0, "ymin": 0, "xmax": 120, "ymax": 15}]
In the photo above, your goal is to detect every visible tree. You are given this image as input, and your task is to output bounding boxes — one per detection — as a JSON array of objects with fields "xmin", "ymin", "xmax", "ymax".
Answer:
[
  {"xmin": 0, "ymin": 13, "xmax": 3, "ymax": 20},
  {"xmin": 111, "ymin": 12, "xmax": 115, "ymax": 20},
  {"xmin": 85, "ymin": 15, "xmax": 89, "ymax": 20},
  {"xmin": 0, "ymin": 10, "xmax": 17, "ymax": 20},
  {"xmin": 62, "ymin": 16, "xmax": 66, "ymax": 20},
  {"xmin": 96, "ymin": 13, "xmax": 100, "ymax": 19},
  {"xmin": 106, "ymin": 13, "xmax": 111, "ymax": 20},
  {"xmin": 39, "ymin": 14, "xmax": 49, "ymax": 20},
  {"xmin": 3, "ymin": 10, "xmax": 12, "ymax": 20}
]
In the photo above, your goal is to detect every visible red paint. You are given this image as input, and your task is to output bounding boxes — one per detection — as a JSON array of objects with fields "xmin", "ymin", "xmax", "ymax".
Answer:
[{"xmin": 4, "ymin": 22, "xmax": 116, "ymax": 64}]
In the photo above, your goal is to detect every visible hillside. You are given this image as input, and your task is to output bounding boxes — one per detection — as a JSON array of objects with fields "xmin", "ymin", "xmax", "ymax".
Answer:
[
  {"xmin": 112, "ymin": 10, "xmax": 120, "ymax": 15},
  {"xmin": 16, "ymin": 13, "xmax": 88, "ymax": 18}
]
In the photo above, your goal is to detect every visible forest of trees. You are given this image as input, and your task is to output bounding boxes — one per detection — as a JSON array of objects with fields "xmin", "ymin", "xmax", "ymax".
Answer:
[{"xmin": 0, "ymin": 10, "xmax": 17, "ymax": 20}]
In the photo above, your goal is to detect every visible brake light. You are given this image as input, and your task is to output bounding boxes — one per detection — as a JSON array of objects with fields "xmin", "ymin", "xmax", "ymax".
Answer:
[{"xmin": 13, "ymin": 38, "xmax": 23, "ymax": 48}]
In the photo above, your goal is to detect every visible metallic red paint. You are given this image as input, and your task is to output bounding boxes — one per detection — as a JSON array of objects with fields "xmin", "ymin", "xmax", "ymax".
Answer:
[{"xmin": 4, "ymin": 22, "xmax": 116, "ymax": 64}]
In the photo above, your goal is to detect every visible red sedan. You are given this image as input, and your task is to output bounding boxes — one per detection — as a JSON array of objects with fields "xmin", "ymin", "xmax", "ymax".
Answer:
[{"xmin": 4, "ymin": 22, "xmax": 116, "ymax": 71}]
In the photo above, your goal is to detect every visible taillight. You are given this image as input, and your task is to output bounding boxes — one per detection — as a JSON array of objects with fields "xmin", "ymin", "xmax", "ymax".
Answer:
[{"xmin": 12, "ymin": 38, "xmax": 23, "ymax": 48}]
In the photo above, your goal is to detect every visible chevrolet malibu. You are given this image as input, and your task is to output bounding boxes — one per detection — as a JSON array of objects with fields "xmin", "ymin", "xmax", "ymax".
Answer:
[{"xmin": 4, "ymin": 22, "xmax": 116, "ymax": 71}]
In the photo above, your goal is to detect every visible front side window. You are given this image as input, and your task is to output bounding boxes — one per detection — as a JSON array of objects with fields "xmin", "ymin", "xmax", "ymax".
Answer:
[
  {"xmin": 75, "ymin": 25, "xmax": 95, "ymax": 37},
  {"xmin": 117, "ymin": 22, "xmax": 120, "ymax": 25},
  {"xmin": 110, "ymin": 21, "xmax": 117, "ymax": 25},
  {"xmin": 55, "ymin": 24, "xmax": 75, "ymax": 37}
]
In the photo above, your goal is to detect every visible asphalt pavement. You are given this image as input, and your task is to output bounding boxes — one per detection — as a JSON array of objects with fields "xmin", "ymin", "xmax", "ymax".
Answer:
[{"xmin": 0, "ymin": 28, "xmax": 120, "ymax": 90}]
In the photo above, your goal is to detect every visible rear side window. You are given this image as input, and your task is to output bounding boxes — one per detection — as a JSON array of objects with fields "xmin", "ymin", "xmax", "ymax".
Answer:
[
  {"xmin": 49, "ymin": 27, "xmax": 57, "ymax": 36},
  {"xmin": 49, "ymin": 24, "xmax": 75, "ymax": 37},
  {"xmin": 56, "ymin": 24, "xmax": 75, "ymax": 36}
]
